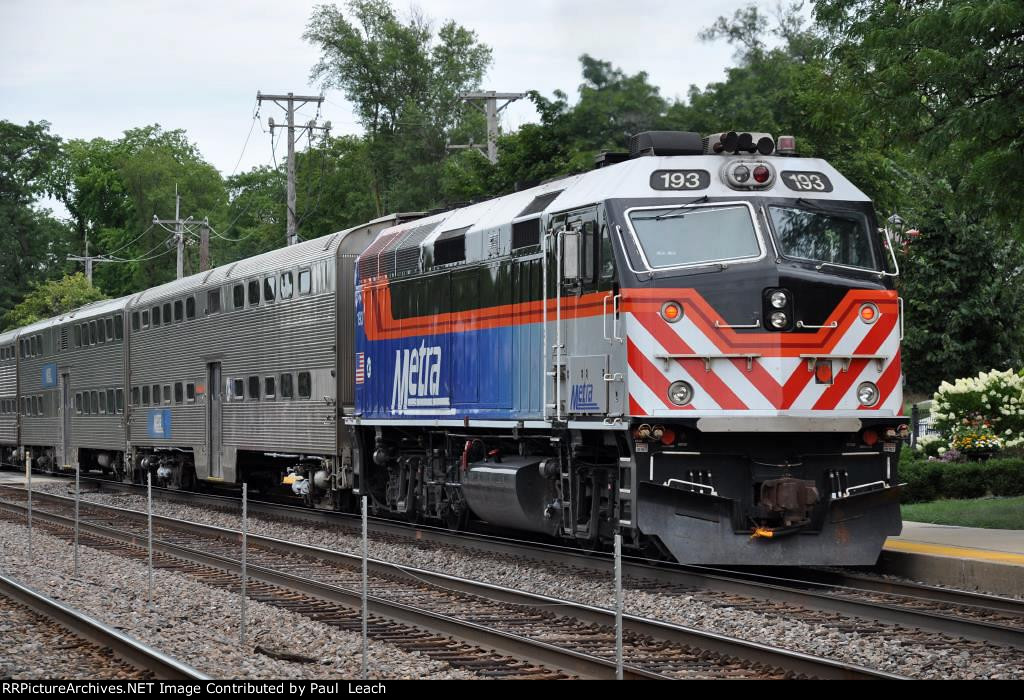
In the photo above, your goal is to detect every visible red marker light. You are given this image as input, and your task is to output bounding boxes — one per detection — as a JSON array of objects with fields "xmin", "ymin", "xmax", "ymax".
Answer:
[
  {"xmin": 814, "ymin": 360, "xmax": 833, "ymax": 385},
  {"xmin": 859, "ymin": 304, "xmax": 878, "ymax": 323},
  {"xmin": 660, "ymin": 428, "xmax": 676, "ymax": 445},
  {"xmin": 862, "ymin": 429, "xmax": 879, "ymax": 446},
  {"xmin": 753, "ymin": 165, "xmax": 771, "ymax": 183}
]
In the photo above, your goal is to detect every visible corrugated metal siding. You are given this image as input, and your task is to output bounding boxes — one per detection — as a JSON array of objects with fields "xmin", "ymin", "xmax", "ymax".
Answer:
[
  {"xmin": 129, "ymin": 257, "xmax": 339, "ymax": 462},
  {"xmin": 0, "ymin": 341, "xmax": 16, "ymax": 445}
]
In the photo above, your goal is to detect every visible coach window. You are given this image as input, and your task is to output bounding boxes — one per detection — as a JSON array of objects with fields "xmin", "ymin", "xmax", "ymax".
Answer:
[
  {"xmin": 280, "ymin": 272, "xmax": 294, "ymax": 299},
  {"xmin": 74, "ymin": 325, "xmax": 82, "ymax": 347},
  {"xmin": 280, "ymin": 373, "xmax": 294, "ymax": 399},
  {"xmin": 142, "ymin": 310, "xmax": 150, "ymax": 328},
  {"xmin": 174, "ymin": 300, "xmax": 183, "ymax": 323},
  {"xmin": 298, "ymin": 371, "xmax": 312, "ymax": 399},
  {"xmin": 114, "ymin": 315, "xmax": 124, "ymax": 340},
  {"xmin": 162, "ymin": 303, "xmax": 172, "ymax": 324},
  {"xmin": 116, "ymin": 389, "xmax": 124, "ymax": 414},
  {"xmin": 186, "ymin": 383, "xmax": 196, "ymax": 403},
  {"xmin": 99, "ymin": 391, "xmax": 107, "ymax": 415},
  {"xmin": 82, "ymin": 393, "xmax": 90, "ymax": 415},
  {"xmin": 264, "ymin": 376, "xmax": 276, "ymax": 400},
  {"xmin": 232, "ymin": 378, "xmax": 245, "ymax": 401},
  {"xmin": 152, "ymin": 306, "xmax": 162, "ymax": 327},
  {"xmin": 91, "ymin": 391, "xmax": 99, "ymax": 415},
  {"xmin": 29, "ymin": 336, "xmax": 37, "ymax": 356},
  {"xmin": 105, "ymin": 317, "xmax": 114, "ymax": 340},
  {"xmin": 174, "ymin": 383, "xmax": 184, "ymax": 404},
  {"xmin": 75, "ymin": 393, "xmax": 82, "ymax": 415},
  {"xmin": 36, "ymin": 395, "xmax": 43, "ymax": 416},
  {"xmin": 264, "ymin": 276, "xmax": 276, "ymax": 303},
  {"xmin": 233, "ymin": 284, "xmax": 245, "ymax": 309},
  {"xmin": 299, "ymin": 268, "xmax": 311, "ymax": 296},
  {"xmin": 152, "ymin": 384, "xmax": 160, "ymax": 404},
  {"xmin": 163, "ymin": 385, "xmax": 171, "ymax": 405},
  {"xmin": 132, "ymin": 387, "xmax": 140, "ymax": 406},
  {"xmin": 142, "ymin": 386, "xmax": 151, "ymax": 405},
  {"xmin": 185, "ymin": 296, "xmax": 196, "ymax": 320},
  {"xmin": 106, "ymin": 389, "xmax": 115, "ymax": 413},
  {"xmin": 207, "ymin": 289, "xmax": 221, "ymax": 315},
  {"xmin": 248, "ymin": 280, "xmax": 261, "ymax": 306},
  {"xmin": 132, "ymin": 312, "xmax": 140, "ymax": 332},
  {"xmin": 248, "ymin": 376, "xmax": 260, "ymax": 401},
  {"xmin": 97, "ymin": 320, "xmax": 106, "ymax": 344}
]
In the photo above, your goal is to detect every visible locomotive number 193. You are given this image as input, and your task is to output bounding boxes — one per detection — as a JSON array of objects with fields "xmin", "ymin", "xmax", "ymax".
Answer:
[{"xmin": 650, "ymin": 170, "xmax": 710, "ymax": 191}]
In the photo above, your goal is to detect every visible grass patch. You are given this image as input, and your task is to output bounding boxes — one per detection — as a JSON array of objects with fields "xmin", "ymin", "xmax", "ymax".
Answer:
[{"xmin": 902, "ymin": 496, "xmax": 1024, "ymax": 530}]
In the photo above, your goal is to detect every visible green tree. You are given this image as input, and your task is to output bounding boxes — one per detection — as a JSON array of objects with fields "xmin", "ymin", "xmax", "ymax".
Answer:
[
  {"xmin": 3, "ymin": 273, "xmax": 107, "ymax": 330},
  {"xmin": 813, "ymin": 0, "xmax": 1024, "ymax": 223},
  {"xmin": 57, "ymin": 126, "xmax": 226, "ymax": 296},
  {"xmin": 304, "ymin": 0, "xmax": 492, "ymax": 213},
  {"xmin": 0, "ymin": 120, "xmax": 75, "ymax": 321}
]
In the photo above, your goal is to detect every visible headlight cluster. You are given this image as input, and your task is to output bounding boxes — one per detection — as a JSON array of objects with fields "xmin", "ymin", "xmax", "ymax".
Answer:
[{"xmin": 764, "ymin": 288, "xmax": 791, "ymax": 331}]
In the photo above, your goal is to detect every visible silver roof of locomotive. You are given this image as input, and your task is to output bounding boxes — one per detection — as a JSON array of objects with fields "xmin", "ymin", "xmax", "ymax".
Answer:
[{"xmin": 358, "ymin": 154, "xmax": 870, "ymax": 273}]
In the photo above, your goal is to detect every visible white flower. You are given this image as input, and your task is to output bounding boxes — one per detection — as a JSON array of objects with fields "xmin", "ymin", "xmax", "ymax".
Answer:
[{"xmin": 937, "ymin": 447, "xmax": 947, "ymax": 455}]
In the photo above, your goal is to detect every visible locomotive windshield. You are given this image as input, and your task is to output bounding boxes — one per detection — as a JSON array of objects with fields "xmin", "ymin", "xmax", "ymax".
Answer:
[
  {"xmin": 627, "ymin": 204, "xmax": 762, "ymax": 269},
  {"xmin": 768, "ymin": 205, "xmax": 878, "ymax": 271}
]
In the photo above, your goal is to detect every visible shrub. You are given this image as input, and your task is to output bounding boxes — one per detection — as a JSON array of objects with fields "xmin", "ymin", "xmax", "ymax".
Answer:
[
  {"xmin": 897, "ymin": 456, "xmax": 1024, "ymax": 503},
  {"xmin": 930, "ymin": 369, "xmax": 1024, "ymax": 452}
]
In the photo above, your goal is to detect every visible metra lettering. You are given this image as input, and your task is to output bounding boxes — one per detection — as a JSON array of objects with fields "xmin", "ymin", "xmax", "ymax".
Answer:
[
  {"xmin": 391, "ymin": 343, "xmax": 448, "ymax": 411},
  {"xmin": 571, "ymin": 383, "xmax": 597, "ymax": 409}
]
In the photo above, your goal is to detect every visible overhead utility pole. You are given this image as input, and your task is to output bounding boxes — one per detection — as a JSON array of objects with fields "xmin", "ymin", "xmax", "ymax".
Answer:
[
  {"xmin": 153, "ymin": 187, "xmax": 207, "ymax": 280},
  {"xmin": 447, "ymin": 91, "xmax": 525, "ymax": 164},
  {"xmin": 257, "ymin": 91, "xmax": 331, "ymax": 247},
  {"xmin": 67, "ymin": 233, "xmax": 114, "ymax": 284}
]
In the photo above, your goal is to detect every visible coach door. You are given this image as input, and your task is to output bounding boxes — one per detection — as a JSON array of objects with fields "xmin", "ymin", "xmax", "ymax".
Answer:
[{"xmin": 208, "ymin": 362, "xmax": 223, "ymax": 479}]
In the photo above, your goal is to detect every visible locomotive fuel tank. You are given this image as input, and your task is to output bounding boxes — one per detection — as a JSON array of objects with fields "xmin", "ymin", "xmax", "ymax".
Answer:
[{"xmin": 460, "ymin": 456, "xmax": 561, "ymax": 536}]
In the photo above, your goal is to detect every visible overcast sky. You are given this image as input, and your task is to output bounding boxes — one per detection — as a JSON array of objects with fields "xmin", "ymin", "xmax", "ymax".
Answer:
[{"xmin": 2, "ymin": 0, "xmax": 781, "ymax": 179}]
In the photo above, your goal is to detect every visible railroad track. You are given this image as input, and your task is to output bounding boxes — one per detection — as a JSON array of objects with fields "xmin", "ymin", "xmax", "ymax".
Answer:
[
  {"xmin": 41, "ymin": 475, "xmax": 1024, "ymax": 651},
  {"xmin": 0, "ymin": 486, "xmax": 897, "ymax": 680},
  {"xmin": 0, "ymin": 571, "xmax": 208, "ymax": 680}
]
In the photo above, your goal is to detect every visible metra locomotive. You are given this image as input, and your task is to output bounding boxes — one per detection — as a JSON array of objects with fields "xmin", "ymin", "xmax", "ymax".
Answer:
[{"xmin": 0, "ymin": 131, "xmax": 907, "ymax": 565}]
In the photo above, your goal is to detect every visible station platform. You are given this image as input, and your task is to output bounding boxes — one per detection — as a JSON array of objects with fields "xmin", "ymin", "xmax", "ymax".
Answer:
[{"xmin": 880, "ymin": 521, "xmax": 1024, "ymax": 598}]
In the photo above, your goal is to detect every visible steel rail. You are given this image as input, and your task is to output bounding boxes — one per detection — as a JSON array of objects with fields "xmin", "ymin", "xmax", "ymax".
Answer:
[
  {"xmin": 57, "ymin": 477, "xmax": 1024, "ymax": 649},
  {"xmin": 0, "ymin": 491, "xmax": 902, "ymax": 680},
  {"xmin": 0, "ymin": 572, "xmax": 209, "ymax": 680}
]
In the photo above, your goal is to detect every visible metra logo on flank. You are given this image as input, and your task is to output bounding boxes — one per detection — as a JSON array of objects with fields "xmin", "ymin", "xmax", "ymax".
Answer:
[
  {"xmin": 571, "ymin": 383, "xmax": 600, "ymax": 412},
  {"xmin": 391, "ymin": 342, "xmax": 449, "ymax": 411}
]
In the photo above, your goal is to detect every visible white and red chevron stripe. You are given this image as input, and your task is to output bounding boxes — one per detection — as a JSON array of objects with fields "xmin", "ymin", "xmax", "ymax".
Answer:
[{"xmin": 624, "ymin": 289, "xmax": 903, "ymax": 417}]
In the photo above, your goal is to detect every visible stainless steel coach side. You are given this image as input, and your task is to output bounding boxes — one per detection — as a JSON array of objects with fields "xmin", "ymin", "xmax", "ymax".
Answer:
[
  {"xmin": 57, "ymin": 298, "xmax": 130, "ymax": 476},
  {"xmin": 0, "ymin": 329, "xmax": 19, "ymax": 466},
  {"xmin": 126, "ymin": 233, "xmax": 347, "ymax": 492},
  {"xmin": 15, "ymin": 299, "xmax": 129, "ymax": 473}
]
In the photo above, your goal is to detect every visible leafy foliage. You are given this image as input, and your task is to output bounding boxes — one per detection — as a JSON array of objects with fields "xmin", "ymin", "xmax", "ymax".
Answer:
[
  {"xmin": 3, "ymin": 273, "xmax": 107, "ymax": 330},
  {"xmin": 305, "ymin": 0, "xmax": 492, "ymax": 214},
  {"xmin": 0, "ymin": 120, "xmax": 74, "ymax": 319}
]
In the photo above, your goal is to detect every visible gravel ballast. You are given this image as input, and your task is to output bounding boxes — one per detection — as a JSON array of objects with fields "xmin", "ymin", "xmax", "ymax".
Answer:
[
  {"xmin": 0, "ymin": 518, "xmax": 479, "ymax": 680},
  {"xmin": 18, "ymin": 483, "xmax": 1024, "ymax": 680}
]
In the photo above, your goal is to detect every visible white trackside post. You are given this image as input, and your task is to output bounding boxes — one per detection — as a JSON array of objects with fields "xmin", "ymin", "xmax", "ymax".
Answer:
[
  {"xmin": 615, "ymin": 533, "xmax": 623, "ymax": 680},
  {"xmin": 362, "ymin": 495, "xmax": 368, "ymax": 680},
  {"xmin": 241, "ymin": 482, "xmax": 248, "ymax": 647},
  {"xmin": 26, "ymin": 452, "xmax": 32, "ymax": 561},
  {"xmin": 147, "ymin": 471, "xmax": 153, "ymax": 608},
  {"xmin": 74, "ymin": 462, "xmax": 80, "ymax": 576}
]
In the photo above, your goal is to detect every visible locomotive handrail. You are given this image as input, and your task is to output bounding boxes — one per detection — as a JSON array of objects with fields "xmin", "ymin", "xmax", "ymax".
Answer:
[
  {"xmin": 798, "ymin": 353, "xmax": 888, "ymax": 372},
  {"xmin": 654, "ymin": 353, "xmax": 762, "ymax": 372},
  {"xmin": 795, "ymin": 320, "xmax": 839, "ymax": 329},
  {"xmin": 714, "ymin": 316, "xmax": 760, "ymax": 329}
]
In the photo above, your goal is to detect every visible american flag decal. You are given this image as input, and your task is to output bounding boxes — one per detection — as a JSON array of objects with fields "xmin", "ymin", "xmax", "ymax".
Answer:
[{"xmin": 355, "ymin": 352, "xmax": 365, "ymax": 384}]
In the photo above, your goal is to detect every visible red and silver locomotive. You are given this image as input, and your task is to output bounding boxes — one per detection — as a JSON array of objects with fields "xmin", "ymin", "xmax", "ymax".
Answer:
[{"xmin": 351, "ymin": 130, "xmax": 906, "ymax": 565}]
